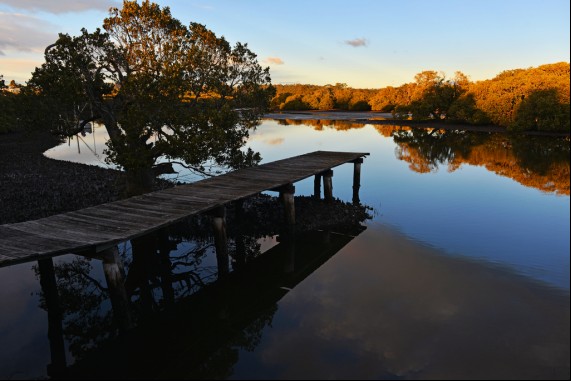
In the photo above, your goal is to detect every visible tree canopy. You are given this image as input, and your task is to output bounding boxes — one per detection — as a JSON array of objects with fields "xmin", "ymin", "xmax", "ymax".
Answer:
[{"xmin": 25, "ymin": 0, "xmax": 274, "ymax": 195}]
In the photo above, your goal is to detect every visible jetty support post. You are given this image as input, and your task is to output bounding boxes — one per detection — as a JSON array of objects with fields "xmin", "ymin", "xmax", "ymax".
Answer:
[
  {"xmin": 101, "ymin": 246, "xmax": 133, "ymax": 332},
  {"xmin": 232, "ymin": 199, "xmax": 247, "ymax": 270},
  {"xmin": 209, "ymin": 206, "xmax": 229, "ymax": 278},
  {"xmin": 279, "ymin": 183, "xmax": 296, "ymax": 227},
  {"xmin": 323, "ymin": 169, "xmax": 334, "ymax": 202},
  {"xmin": 313, "ymin": 174, "xmax": 322, "ymax": 199},
  {"xmin": 37, "ymin": 258, "xmax": 67, "ymax": 376},
  {"xmin": 352, "ymin": 158, "xmax": 363, "ymax": 204}
]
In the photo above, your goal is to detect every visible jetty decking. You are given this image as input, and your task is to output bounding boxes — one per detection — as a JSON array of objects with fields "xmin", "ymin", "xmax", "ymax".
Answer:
[{"xmin": 0, "ymin": 151, "xmax": 368, "ymax": 267}]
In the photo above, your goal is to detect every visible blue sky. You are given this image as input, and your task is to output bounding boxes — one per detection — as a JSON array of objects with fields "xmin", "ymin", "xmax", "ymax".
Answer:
[{"xmin": 0, "ymin": 0, "xmax": 569, "ymax": 88}]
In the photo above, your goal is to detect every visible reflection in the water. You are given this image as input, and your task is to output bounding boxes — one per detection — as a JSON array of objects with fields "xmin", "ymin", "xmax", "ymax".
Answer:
[
  {"xmin": 9, "ymin": 118, "xmax": 568, "ymax": 378},
  {"xmin": 29, "ymin": 196, "xmax": 370, "ymax": 379},
  {"xmin": 227, "ymin": 223, "xmax": 569, "ymax": 380},
  {"xmin": 275, "ymin": 119, "xmax": 570, "ymax": 195},
  {"xmin": 390, "ymin": 127, "xmax": 570, "ymax": 195},
  {"xmin": 46, "ymin": 120, "xmax": 570, "ymax": 196}
]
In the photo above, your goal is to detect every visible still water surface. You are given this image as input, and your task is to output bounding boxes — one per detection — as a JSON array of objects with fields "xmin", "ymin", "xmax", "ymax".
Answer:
[{"xmin": 1, "ymin": 119, "xmax": 569, "ymax": 379}]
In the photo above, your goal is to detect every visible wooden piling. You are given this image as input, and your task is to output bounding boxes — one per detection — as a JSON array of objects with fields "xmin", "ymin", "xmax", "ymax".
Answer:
[
  {"xmin": 279, "ymin": 183, "xmax": 296, "ymax": 226},
  {"xmin": 37, "ymin": 258, "xmax": 67, "ymax": 376},
  {"xmin": 101, "ymin": 246, "xmax": 133, "ymax": 332},
  {"xmin": 210, "ymin": 206, "xmax": 229, "ymax": 277},
  {"xmin": 314, "ymin": 174, "xmax": 322, "ymax": 199},
  {"xmin": 352, "ymin": 158, "xmax": 363, "ymax": 204},
  {"xmin": 323, "ymin": 169, "xmax": 334, "ymax": 202}
]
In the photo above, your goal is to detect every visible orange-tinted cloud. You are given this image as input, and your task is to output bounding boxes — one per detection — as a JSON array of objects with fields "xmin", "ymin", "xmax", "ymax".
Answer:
[
  {"xmin": 264, "ymin": 137, "xmax": 284, "ymax": 146},
  {"xmin": 266, "ymin": 57, "xmax": 284, "ymax": 65},
  {"xmin": 345, "ymin": 38, "xmax": 368, "ymax": 47}
]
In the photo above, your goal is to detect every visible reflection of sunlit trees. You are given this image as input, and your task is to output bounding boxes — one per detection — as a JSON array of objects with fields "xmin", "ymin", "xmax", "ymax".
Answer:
[
  {"xmin": 277, "ymin": 118, "xmax": 367, "ymax": 131},
  {"xmin": 373, "ymin": 125, "xmax": 407, "ymax": 137},
  {"xmin": 390, "ymin": 127, "xmax": 570, "ymax": 194},
  {"xmin": 392, "ymin": 128, "xmax": 483, "ymax": 173}
]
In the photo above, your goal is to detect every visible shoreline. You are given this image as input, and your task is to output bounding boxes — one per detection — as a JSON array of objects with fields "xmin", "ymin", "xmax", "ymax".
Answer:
[
  {"xmin": 0, "ymin": 131, "xmax": 126, "ymax": 224},
  {"xmin": 265, "ymin": 111, "xmax": 571, "ymax": 137},
  {"xmin": 1, "ymin": 113, "xmax": 568, "ymax": 223}
]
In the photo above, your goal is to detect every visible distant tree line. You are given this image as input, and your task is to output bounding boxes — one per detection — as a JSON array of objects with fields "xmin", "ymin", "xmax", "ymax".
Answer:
[
  {"xmin": 1, "ymin": 62, "xmax": 569, "ymax": 136},
  {"xmin": 270, "ymin": 62, "xmax": 570, "ymax": 132},
  {"xmin": 0, "ymin": 75, "xmax": 20, "ymax": 133}
]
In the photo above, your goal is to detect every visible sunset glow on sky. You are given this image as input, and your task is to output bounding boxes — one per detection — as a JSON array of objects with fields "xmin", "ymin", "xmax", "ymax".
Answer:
[{"xmin": 0, "ymin": 0, "xmax": 569, "ymax": 88}]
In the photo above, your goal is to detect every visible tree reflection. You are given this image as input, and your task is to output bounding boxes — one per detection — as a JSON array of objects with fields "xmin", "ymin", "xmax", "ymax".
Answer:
[
  {"xmin": 392, "ymin": 127, "xmax": 487, "ymax": 173},
  {"xmin": 271, "ymin": 119, "xmax": 569, "ymax": 194},
  {"xmin": 385, "ymin": 126, "xmax": 570, "ymax": 194}
]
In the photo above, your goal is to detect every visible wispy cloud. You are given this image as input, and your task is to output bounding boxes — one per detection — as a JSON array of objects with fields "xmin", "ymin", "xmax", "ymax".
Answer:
[
  {"xmin": 345, "ymin": 38, "xmax": 368, "ymax": 47},
  {"xmin": 266, "ymin": 57, "xmax": 284, "ymax": 65},
  {"xmin": 192, "ymin": 2, "xmax": 215, "ymax": 11},
  {"xmin": 0, "ymin": 12, "xmax": 56, "ymax": 55},
  {"xmin": 264, "ymin": 137, "xmax": 284, "ymax": 146},
  {"xmin": 0, "ymin": 0, "xmax": 119, "ymax": 14}
]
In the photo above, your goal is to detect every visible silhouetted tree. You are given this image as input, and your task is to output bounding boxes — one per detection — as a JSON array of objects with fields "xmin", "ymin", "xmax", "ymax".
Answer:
[{"xmin": 25, "ymin": 0, "xmax": 274, "ymax": 195}]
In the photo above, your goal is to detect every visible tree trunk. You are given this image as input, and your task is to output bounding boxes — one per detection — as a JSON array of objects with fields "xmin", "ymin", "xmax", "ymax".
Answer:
[
  {"xmin": 102, "ymin": 117, "xmax": 155, "ymax": 197},
  {"xmin": 125, "ymin": 168, "xmax": 155, "ymax": 197}
]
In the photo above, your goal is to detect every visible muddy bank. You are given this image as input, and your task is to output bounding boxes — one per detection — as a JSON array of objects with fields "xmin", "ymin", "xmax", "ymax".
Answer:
[{"xmin": 0, "ymin": 131, "xmax": 127, "ymax": 224}]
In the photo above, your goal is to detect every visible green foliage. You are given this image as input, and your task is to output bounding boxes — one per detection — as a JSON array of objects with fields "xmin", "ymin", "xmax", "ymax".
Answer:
[
  {"xmin": 471, "ymin": 62, "xmax": 570, "ymax": 130},
  {"xmin": 511, "ymin": 89, "xmax": 570, "ymax": 132},
  {"xmin": 392, "ymin": 105, "xmax": 411, "ymax": 120},
  {"xmin": 26, "ymin": 0, "xmax": 273, "ymax": 195},
  {"xmin": 349, "ymin": 100, "xmax": 371, "ymax": 111},
  {"xmin": 447, "ymin": 94, "xmax": 491, "ymax": 125},
  {"xmin": 280, "ymin": 95, "xmax": 310, "ymax": 110},
  {"xmin": 0, "ymin": 74, "xmax": 19, "ymax": 133}
]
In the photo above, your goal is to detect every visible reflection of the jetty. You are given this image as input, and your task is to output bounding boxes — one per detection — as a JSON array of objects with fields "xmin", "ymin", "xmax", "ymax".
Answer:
[{"xmin": 35, "ymin": 196, "xmax": 370, "ymax": 379}]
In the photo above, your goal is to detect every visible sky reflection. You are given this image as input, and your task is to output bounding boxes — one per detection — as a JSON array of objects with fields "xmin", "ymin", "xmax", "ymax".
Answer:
[
  {"xmin": 229, "ymin": 222, "xmax": 570, "ymax": 380},
  {"xmin": 44, "ymin": 120, "xmax": 570, "ymax": 289}
]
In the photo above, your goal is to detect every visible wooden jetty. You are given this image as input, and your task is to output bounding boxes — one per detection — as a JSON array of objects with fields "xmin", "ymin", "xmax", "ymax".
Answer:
[{"xmin": 0, "ymin": 151, "xmax": 368, "ymax": 268}]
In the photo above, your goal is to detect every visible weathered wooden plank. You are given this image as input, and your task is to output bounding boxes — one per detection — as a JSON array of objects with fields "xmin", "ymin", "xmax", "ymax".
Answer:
[
  {"xmin": 8, "ymin": 220, "xmax": 121, "ymax": 243},
  {"xmin": 68, "ymin": 209, "xmax": 159, "ymax": 228},
  {"xmin": 58, "ymin": 213, "xmax": 145, "ymax": 232}
]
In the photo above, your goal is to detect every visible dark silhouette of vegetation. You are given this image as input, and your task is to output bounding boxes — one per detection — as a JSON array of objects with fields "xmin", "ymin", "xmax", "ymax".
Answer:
[
  {"xmin": 513, "ymin": 89, "xmax": 570, "ymax": 132},
  {"xmin": 19, "ymin": 0, "xmax": 274, "ymax": 196},
  {"xmin": 0, "ymin": 74, "xmax": 19, "ymax": 133}
]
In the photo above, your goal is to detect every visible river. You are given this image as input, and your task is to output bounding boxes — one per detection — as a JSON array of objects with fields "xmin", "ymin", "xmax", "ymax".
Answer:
[{"xmin": 1, "ymin": 117, "xmax": 568, "ymax": 379}]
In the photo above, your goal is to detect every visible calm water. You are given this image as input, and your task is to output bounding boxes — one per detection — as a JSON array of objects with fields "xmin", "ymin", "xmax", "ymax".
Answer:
[{"xmin": 1, "ymin": 119, "xmax": 569, "ymax": 379}]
